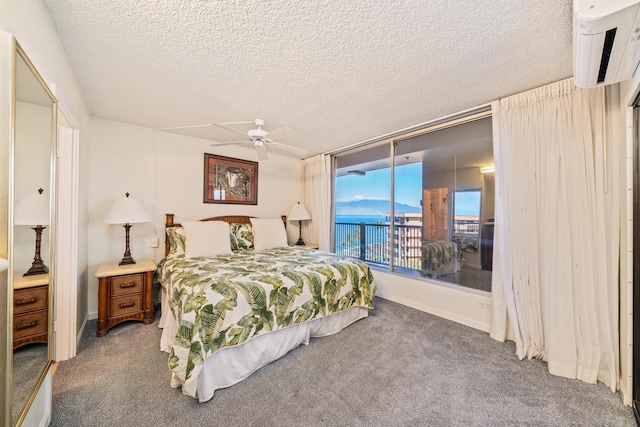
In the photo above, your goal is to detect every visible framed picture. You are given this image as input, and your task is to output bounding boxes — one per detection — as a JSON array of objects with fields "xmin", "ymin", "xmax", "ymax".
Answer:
[{"xmin": 203, "ymin": 153, "xmax": 258, "ymax": 204}]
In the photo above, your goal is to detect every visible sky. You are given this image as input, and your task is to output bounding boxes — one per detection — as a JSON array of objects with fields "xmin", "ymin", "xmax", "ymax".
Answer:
[
  {"xmin": 335, "ymin": 162, "xmax": 481, "ymax": 216},
  {"xmin": 335, "ymin": 163, "xmax": 421, "ymax": 207}
]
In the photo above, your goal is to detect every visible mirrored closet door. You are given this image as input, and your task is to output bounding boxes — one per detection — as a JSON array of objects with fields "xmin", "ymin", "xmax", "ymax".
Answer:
[{"xmin": 0, "ymin": 32, "xmax": 57, "ymax": 427}]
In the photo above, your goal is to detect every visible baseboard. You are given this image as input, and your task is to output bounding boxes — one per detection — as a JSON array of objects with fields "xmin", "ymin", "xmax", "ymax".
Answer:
[
  {"xmin": 76, "ymin": 314, "xmax": 89, "ymax": 348},
  {"xmin": 88, "ymin": 310, "xmax": 98, "ymax": 321},
  {"xmin": 375, "ymin": 291, "xmax": 491, "ymax": 333}
]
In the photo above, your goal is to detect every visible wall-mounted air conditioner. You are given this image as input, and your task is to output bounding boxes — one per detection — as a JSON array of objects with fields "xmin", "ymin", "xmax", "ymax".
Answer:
[{"xmin": 574, "ymin": 0, "xmax": 640, "ymax": 87}]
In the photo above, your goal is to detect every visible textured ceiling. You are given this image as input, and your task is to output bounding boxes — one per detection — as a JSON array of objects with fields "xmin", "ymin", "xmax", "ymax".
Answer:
[{"xmin": 42, "ymin": 0, "xmax": 573, "ymax": 159}]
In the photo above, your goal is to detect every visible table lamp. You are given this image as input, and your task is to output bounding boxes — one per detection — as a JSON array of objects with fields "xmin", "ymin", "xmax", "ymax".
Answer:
[
  {"xmin": 15, "ymin": 188, "xmax": 50, "ymax": 276},
  {"xmin": 288, "ymin": 202, "xmax": 311, "ymax": 246},
  {"xmin": 104, "ymin": 192, "xmax": 150, "ymax": 265}
]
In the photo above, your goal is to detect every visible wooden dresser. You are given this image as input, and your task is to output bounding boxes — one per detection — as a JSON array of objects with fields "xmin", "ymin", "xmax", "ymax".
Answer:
[
  {"xmin": 13, "ymin": 273, "xmax": 49, "ymax": 349},
  {"xmin": 95, "ymin": 259, "xmax": 156, "ymax": 337}
]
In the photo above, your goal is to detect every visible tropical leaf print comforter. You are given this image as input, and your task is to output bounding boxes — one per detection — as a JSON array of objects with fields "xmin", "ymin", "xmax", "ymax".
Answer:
[
  {"xmin": 158, "ymin": 246, "xmax": 377, "ymax": 392},
  {"xmin": 420, "ymin": 239, "xmax": 462, "ymax": 277}
]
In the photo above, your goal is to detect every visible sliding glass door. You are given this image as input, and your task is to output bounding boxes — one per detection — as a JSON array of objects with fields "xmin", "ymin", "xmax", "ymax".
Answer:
[
  {"xmin": 333, "ymin": 113, "xmax": 495, "ymax": 292},
  {"xmin": 334, "ymin": 142, "xmax": 390, "ymax": 265}
]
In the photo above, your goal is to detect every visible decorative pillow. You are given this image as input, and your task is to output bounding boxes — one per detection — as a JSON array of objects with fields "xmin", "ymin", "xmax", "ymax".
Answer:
[
  {"xmin": 166, "ymin": 226, "xmax": 186, "ymax": 256},
  {"xmin": 229, "ymin": 222, "xmax": 254, "ymax": 251},
  {"xmin": 250, "ymin": 218, "xmax": 288, "ymax": 250},
  {"xmin": 182, "ymin": 221, "xmax": 232, "ymax": 258}
]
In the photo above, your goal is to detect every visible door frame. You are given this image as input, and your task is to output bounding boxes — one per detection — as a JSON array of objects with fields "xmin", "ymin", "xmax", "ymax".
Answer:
[{"xmin": 54, "ymin": 101, "xmax": 79, "ymax": 361}]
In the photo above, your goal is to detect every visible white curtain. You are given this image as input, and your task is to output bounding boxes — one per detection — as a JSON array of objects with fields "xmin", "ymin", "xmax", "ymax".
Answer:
[
  {"xmin": 490, "ymin": 79, "xmax": 621, "ymax": 390},
  {"xmin": 302, "ymin": 154, "xmax": 332, "ymax": 251}
]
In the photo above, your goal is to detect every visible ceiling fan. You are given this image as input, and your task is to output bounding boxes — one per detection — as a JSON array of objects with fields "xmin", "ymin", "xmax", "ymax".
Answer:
[{"xmin": 160, "ymin": 118, "xmax": 306, "ymax": 160}]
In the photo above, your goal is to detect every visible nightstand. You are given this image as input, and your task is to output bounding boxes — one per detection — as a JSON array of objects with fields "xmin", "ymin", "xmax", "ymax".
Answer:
[
  {"xmin": 95, "ymin": 259, "xmax": 156, "ymax": 337},
  {"xmin": 13, "ymin": 273, "xmax": 49, "ymax": 349},
  {"xmin": 303, "ymin": 243, "xmax": 319, "ymax": 249}
]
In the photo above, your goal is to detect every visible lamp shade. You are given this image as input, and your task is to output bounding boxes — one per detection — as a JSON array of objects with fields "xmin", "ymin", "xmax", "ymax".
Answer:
[
  {"xmin": 288, "ymin": 202, "xmax": 311, "ymax": 221},
  {"xmin": 104, "ymin": 193, "xmax": 150, "ymax": 225},
  {"xmin": 15, "ymin": 190, "xmax": 49, "ymax": 226}
]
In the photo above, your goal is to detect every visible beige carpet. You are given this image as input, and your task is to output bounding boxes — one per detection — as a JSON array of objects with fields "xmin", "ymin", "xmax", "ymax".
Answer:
[{"xmin": 51, "ymin": 298, "xmax": 634, "ymax": 426}]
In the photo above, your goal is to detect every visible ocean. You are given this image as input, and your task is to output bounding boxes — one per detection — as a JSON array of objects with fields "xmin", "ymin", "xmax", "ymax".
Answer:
[
  {"xmin": 335, "ymin": 215, "xmax": 386, "ymax": 224},
  {"xmin": 334, "ymin": 215, "xmax": 388, "ymax": 251}
]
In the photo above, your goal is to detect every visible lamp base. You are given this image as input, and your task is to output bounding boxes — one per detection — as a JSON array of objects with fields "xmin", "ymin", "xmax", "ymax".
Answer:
[
  {"xmin": 295, "ymin": 219, "xmax": 305, "ymax": 245},
  {"xmin": 119, "ymin": 255, "xmax": 136, "ymax": 265},
  {"xmin": 119, "ymin": 223, "xmax": 137, "ymax": 265},
  {"xmin": 24, "ymin": 225, "xmax": 48, "ymax": 276},
  {"xmin": 23, "ymin": 260, "xmax": 49, "ymax": 276}
]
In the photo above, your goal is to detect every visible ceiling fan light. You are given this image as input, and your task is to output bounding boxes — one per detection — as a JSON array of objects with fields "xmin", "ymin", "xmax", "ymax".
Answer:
[{"xmin": 480, "ymin": 165, "xmax": 495, "ymax": 174}]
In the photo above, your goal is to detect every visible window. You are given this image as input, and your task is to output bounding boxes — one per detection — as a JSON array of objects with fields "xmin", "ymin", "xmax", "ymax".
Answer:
[
  {"xmin": 333, "ymin": 113, "xmax": 494, "ymax": 292},
  {"xmin": 334, "ymin": 143, "xmax": 390, "ymax": 264},
  {"xmin": 452, "ymin": 189, "xmax": 481, "ymax": 254}
]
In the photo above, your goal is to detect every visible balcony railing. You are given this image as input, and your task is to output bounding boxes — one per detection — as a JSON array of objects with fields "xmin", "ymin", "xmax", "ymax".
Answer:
[
  {"xmin": 335, "ymin": 222, "xmax": 387, "ymax": 264},
  {"xmin": 453, "ymin": 218, "xmax": 480, "ymax": 235},
  {"xmin": 334, "ymin": 222, "xmax": 423, "ymax": 269},
  {"xmin": 335, "ymin": 219, "xmax": 480, "ymax": 269}
]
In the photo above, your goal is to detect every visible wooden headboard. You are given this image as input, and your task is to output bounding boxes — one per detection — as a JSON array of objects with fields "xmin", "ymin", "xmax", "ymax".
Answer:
[{"xmin": 164, "ymin": 213, "xmax": 286, "ymax": 256}]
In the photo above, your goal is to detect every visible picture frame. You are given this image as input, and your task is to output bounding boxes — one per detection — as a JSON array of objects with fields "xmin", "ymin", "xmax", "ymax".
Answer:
[{"xmin": 203, "ymin": 153, "xmax": 258, "ymax": 205}]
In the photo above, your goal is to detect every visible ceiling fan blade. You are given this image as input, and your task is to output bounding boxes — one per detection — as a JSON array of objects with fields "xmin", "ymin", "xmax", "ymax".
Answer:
[
  {"xmin": 210, "ymin": 122, "xmax": 249, "ymax": 137},
  {"xmin": 268, "ymin": 141, "xmax": 307, "ymax": 155},
  {"xmin": 158, "ymin": 124, "xmax": 214, "ymax": 130},
  {"xmin": 265, "ymin": 127, "xmax": 295, "ymax": 141},
  {"xmin": 219, "ymin": 120, "xmax": 255, "ymax": 126},
  {"xmin": 209, "ymin": 141, "xmax": 249, "ymax": 147},
  {"xmin": 255, "ymin": 142, "xmax": 269, "ymax": 160}
]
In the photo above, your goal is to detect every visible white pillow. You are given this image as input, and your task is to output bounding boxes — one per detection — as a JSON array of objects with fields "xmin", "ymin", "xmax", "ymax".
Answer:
[
  {"xmin": 250, "ymin": 218, "xmax": 288, "ymax": 250},
  {"xmin": 182, "ymin": 221, "xmax": 232, "ymax": 258}
]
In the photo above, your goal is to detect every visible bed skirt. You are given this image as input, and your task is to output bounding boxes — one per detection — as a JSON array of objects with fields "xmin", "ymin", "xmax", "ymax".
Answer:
[{"xmin": 159, "ymin": 293, "xmax": 369, "ymax": 402}]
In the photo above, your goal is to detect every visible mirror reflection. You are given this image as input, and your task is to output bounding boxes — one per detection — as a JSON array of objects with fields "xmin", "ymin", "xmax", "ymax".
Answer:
[
  {"xmin": 12, "ymin": 46, "xmax": 54, "ymax": 426},
  {"xmin": 334, "ymin": 116, "xmax": 494, "ymax": 292}
]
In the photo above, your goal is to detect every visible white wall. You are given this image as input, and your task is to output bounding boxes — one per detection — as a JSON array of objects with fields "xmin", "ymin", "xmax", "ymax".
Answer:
[
  {"xmin": 87, "ymin": 118, "xmax": 303, "ymax": 317},
  {"xmin": 0, "ymin": 0, "xmax": 91, "ymax": 424},
  {"xmin": 0, "ymin": 2, "xmax": 91, "ymax": 275},
  {"xmin": 13, "ymin": 102, "xmax": 52, "ymax": 273},
  {"xmin": 374, "ymin": 269, "xmax": 492, "ymax": 332},
  {"xmin": 0, "ymin": 0, "xmax": 91, "ymax": 337}
]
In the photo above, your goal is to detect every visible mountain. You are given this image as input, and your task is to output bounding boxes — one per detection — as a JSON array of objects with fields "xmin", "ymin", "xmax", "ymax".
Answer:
[{"xmin": 335, "ymin": 199, "xmax": 421, "ymax": 215}]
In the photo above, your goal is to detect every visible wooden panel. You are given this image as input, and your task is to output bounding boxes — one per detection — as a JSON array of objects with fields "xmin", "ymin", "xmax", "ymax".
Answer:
[
  {"xmin": 423, "ymin": 188, "xmax": 449, "ymax": 241},
  {"xmin": 110, "ymin": 274, "xmax": 143, "ymax": 297}
]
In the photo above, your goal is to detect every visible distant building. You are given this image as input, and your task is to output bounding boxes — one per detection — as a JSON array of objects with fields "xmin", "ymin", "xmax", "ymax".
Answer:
[
  {"xmin": 384, "ymin": 213, "xmax": 422, "ymax": 267},
  {"xmin": 453, "ymin": 215, "xmax": 480, "ymax": 235}
]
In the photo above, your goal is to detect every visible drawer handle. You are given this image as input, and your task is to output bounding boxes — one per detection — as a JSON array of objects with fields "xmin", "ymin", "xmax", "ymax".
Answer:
[
  {"xmin": 119, "ymin": 282, "xmax": 136, "ymax": 288},
  {"xmin": 16, "ymin": 320, "xmax": 37, "ymax": 330},
  {"xmin": 15, "ymin": 297, "xmax": 37, "ymax": 306},
  {"xmin": 119, "ymin": 301, "xmax": 135, "ymax": 308}
]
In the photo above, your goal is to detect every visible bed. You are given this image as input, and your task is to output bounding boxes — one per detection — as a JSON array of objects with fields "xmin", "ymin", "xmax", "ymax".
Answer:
[
  {"xmin": 157, "ymin": 213, "xmax": 377, "ymax": 402},
  {"xmin": 420, "ymin": 239, "xmax": 463, "ymax": 278}
]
